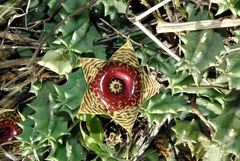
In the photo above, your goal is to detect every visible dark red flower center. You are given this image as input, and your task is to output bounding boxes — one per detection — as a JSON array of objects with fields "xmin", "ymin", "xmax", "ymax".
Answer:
[
  {"xmin": 0, "ymin": 113, "xmax": 22, "ymax": 144},
  {"xmin": 0, "ymin": 125, "xmax": 15, "ymax": 141},
  {"xmin": 92, "ymin": 62, "xmax": 141, "ymax": 111}
]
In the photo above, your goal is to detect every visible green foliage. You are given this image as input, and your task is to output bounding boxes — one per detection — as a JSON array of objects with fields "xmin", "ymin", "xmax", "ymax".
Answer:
[
  {"xmin": 172, "ymin": 100, "xmax": 240, "ymax": 160},
  {"xmin": 52, "ymin": 0, "xmax": 104, "ymax": 55},
  {"xmin": 140, "ymin": 2, "xmax": 240, "ymax": 160},
  {"xmin": 211, "ymin": 0, "xmax": 240, "ymax": 16},
  {"xmin": 141, "ymin": 149, "xmax": 159, "ymax": 161},
  {"xmin": 47, "ymin": 135, "xmax": 87, "ymax": 161},
  {"xmin": 211, "ymin": 102, "xmax": 240, "ymax": 158},
  {"xmin": 0, "ymin": 0, "xmax": 23, "ymax": 24},
  {"xmin": 38, "ymin": 49, "xmax": 75, "ymax": 75},
  {"xmin": 216, "ymin": 43, "xmax": 240, "ymax": 89},
  {"xmin": 142, "ymin": 91, "xmax": 191, "ymax": 126},
  {"xmin": 37, "ymin": 0, "xmax": 105, "ymax": 73},
  {"xmin": 18, "ymin": 70, "xmax": 87, "ymax": 160},
  {"xmin": 178, "ymin": 29, "xmax": 224, "ymax": 84},
  {"xmin": 79, "ymin": 116, "xmax": 114, "ymax": 159},
  {"xmin": 173, "ymin": 119, "xmax": 211, "ymax": 159},
  {"xmin": 177, "ymin": 4, "xmax": 225, "ymax": 84},
  {"xmin": 28, "ymin": 83, "xmax": 68, "ymax": 140},
  {"xmin": 3, "ymin": 0, "xmax": 240, "ymax": 160},
  {"xmin": 92, "ymin": 0, "xmax": 129, "ymax": 30},
  {"xmin": 54, "ymin": 69, "xmax": 86, "ymax": 119}
]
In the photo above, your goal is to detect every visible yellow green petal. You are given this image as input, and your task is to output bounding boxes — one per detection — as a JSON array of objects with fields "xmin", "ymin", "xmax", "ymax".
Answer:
[
  {"xmin": 109, "ymin": 39, "xmax": 140, "ymax": 69},
  {"xmin": 139, "ymin": 69, "xmax": 162, "ymax": 105},
  {"xmin": 108, "ymin": 106, "xmax": 139, "ymax": 133},
  {"xmin": 81, "ymin": 58, "xmax": 106, "ymax": 84},
  {"xmin": 78, "ymin": 89, "xmax": 106, "ymax": 115}
]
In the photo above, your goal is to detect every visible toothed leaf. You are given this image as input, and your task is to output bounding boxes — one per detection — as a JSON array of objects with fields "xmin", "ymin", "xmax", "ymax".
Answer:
[
  {"xmin": 142, "ymin": 92, "xmax": 191, "ymax": 126},
  {"xmin": 47, "ymin": 135, "xmax": 87, "ymax": 161},
  {"xmin": 211, "ymin": 0, "xmax": 240, "ymax": 16},
  {"xmin": 28, "ymin": 83, "xmax": 68, "ymax": 140},
  {"xmin": 38, "ymin": 50, "xmax": 73, "ymax": 75},
  {"xmin": 216, "ymin": 43, "xmax": 240, "ymax": 89},
  {"xmin": 211, "ymin": 103, "xmax": 240, "ymax": 157},
  {"xmin": 178, "ymin": 29, "xmax": 224, "ymax": 84},
  {"xmin": 54, "ymin": 69, "xmax": 87, "ymax": 119}
]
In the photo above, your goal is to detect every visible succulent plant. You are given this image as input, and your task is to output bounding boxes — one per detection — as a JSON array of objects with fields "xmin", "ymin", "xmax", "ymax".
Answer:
[{"xmin": 78, "ymin": 39, "xmax": 161, "ymax": 133}]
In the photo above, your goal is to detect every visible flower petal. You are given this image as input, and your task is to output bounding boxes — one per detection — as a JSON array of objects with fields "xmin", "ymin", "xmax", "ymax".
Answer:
[
  {"xmin": 139, "ymin": 69, "xmax": 162, "ymax": 105},
  {"xmin": 108, "ymin": 106, "xmax": 139, "ymax": 133},
  {"xmin": 82, "ymin": 58, "xmax": 106, "ymax": 83},
  {"xmin": 78, "ymin": 89, "xmax": 107, "ymax": 114},
  {"xmin": 109, "ymin": 39, "xmax": 140, "ymax": 69}
]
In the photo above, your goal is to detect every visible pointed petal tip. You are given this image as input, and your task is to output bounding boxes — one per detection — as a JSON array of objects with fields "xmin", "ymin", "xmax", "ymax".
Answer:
[
  {"xmin": 140, "ymin": 70, "xmax": 162, "ymax": 105},
  {"xmin": 109, "ymin": 39, "xmax": 140, "ymax": 69},
  {"xmin": 108, "ymin": 106, "xmax": 139, "ymax": 133},
  {"xmin": 78, "ymin": 89, "xmax": 107, "ymax": 115}
]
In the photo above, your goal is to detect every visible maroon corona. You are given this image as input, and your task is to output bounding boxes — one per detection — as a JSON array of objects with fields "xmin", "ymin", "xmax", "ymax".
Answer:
[
  {"xmin": 91, "ymin": 62, "xmax": 141, "ymax": 111},
  {"xmin": 0, "ymin": 112, "xmax": 22, "ymax": 144}
]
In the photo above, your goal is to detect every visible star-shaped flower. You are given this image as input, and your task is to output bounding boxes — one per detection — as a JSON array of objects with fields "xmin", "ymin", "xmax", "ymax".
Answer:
[{"xmin": 78, "ymin": 39, "xmax": 161, "ymax": 133}]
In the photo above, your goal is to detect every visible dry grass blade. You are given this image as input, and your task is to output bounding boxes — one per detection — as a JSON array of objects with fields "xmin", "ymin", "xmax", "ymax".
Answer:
[
  {"xmin": 156, "ymin": 18, "xmax": 240, "ymax": 33},
  {"xmin": 128, "ymin": 0, "xmax": 181, "ymax": 61}
]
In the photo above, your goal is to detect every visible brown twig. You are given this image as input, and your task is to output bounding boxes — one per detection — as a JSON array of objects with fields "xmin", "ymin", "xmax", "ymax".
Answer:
[
  {"xmin": 2, "ymin": 91, "xmax": 33, "ymax": 109},
  {"xmin": 0, "ymin": 83, "xmax": 29, "ymax": 108},
  {"xmin": 0, "ymin": 57, "xmax": 41, "ymax": 69},
  {"xmin": 190, "ymin": 95, "xmax": 216, "ymax": 140},
  {"xmin": 163, "ymin": 122, "xmax": 179, "ymax": 161},
  {"xmin": 126, "ymin": 0, "xmax": 133, "ymax": 19},
  {"xmin": 0, "ymin": 71, "xmax": 23, "ymax": 83},
  {"xmin": 0, "ymin": 31, "xmax": 38, "ymax": 45},
  {"xmin": 0, "ymin": 67, "xmax": 45, "ymax": 108},
  {"xmin": 1, "ymin": 70, "xmax": 29, "ymax": 90},
  {"xmin": 99, "ymin": 18, "xmax": 140, "ymax": 45},
  {"xmin": 131, "ymin": 117, "xmax": 168, "ymax": 161},
  {"xmin": 0, "ymin": 49, "xmax": 16, "ymax": 58},
  {"xmin": 184, "ymin": 85, "xmax": 232, "ymax": 91},
  {"xmin": 94, "ymin": 26, "xmax": 141, "ymax": 45},
  {"xmin": 0, "ymin": 45, "xmax": 51, "ymax": 50},
  {"xmin": 98, "ymin": 18, "xmax": 153, "ymax": 65}
]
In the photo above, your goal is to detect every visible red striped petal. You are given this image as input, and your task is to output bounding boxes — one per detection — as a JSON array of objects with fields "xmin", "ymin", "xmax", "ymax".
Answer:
[
  {"xmin": 109, "ymin": 39, "xmax": 140, "ymax": 69},
  {"xmin": 139, "ymin": 69, "xmax": 162, "ymax": 105},
  {"xmin": 81, "ymin": 58, "xmax": 106, "ymax": 84},
  {"xmin": 79, "ymin": 89, "xmax": 107, "ymax": 114},
  {"xmin": 108, "ymin": 106, "xmax": 139, "ymax": 133}
]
